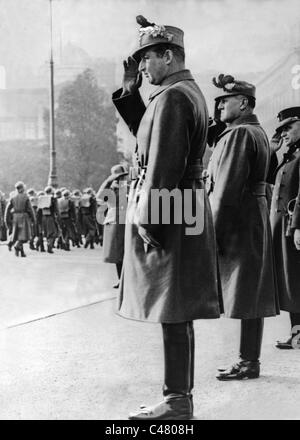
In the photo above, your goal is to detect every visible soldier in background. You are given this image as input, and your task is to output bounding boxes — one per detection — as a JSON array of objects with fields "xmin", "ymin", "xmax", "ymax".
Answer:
[
  {"xmin": 35, "ymin": 191, "xmax": 46, "ymax": 252},
  {"xmin": 0, "ymin": 190, "xmax": 7, "ymax": 242},
  {"xmin": 72, "ymin": 189, "xmax": 83, "ymax": 248},
  {"xmin": 96, "ymin": 164, "xmax": 128, "ymax": 288},
  {"xmin": 269, "ymin": 107, "xmax": 300, "ymax": 349},
  {"xmin": 57, "ymin": 189, "xmax": 76, "ymax": 251},
  {"xmin": 5, "ymin": 181, "xmax": 35, "ymax": 257},
  {"xmin": 54, "ymin": 189, "xmax": 64, "ymax": 249},
  {"xmin": 38, "ymin": 186, "xmax": 59, "ymax": 254},
  {"xmin": 27, "ymin": 188, "xmax": 38, "ymax": 250},
  {"xmin": 79, "ymin": 187, "xmax": 97, "ymax": 249},
  {"xmin": 208, "ymin": 74, "xmax": 279, "ymax": 380}
]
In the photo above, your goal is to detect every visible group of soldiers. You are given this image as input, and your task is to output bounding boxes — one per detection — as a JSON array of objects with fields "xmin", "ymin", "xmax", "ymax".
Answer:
[{"xmin": 1, "ymin": 184, "xmax": 103, "ymax": 257}]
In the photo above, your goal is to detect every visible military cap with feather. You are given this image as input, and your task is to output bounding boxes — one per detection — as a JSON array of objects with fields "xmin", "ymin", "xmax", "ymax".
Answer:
[
  {"xmin": 212, "ymin": 73, "xmax": 256, "ymax": 101},
  {"xmin": 132, "ymin": 15, "xmax": 184, "ymax": 61}
]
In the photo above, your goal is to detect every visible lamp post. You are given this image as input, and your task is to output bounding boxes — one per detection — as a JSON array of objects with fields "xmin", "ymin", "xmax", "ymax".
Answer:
[{"xmin": 47, "ymin": 0, "xmax": 58, "ymax": 188}]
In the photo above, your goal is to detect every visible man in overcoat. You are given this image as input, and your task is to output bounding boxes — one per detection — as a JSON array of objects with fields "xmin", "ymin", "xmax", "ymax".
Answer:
[
  {"xmin": 269, "ymin": 107, "xmax": 300, "ymax": 349},
  {"xmin": 112, "ymin": 16, "xmax": 221, "ymax": 420},
  {"xmin": 5, "ymin": 181, "xmax": 35, "ymax": 257},
  {"xmin": 207, "ymin": 74, "xmax": 279, "ymax": 380},
  {"xmin": 96, "ymin": 164, "xmax": 128, "ymax": 288}
]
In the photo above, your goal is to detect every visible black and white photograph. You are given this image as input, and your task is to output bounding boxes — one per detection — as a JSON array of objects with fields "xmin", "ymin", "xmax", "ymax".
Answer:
[{"xmin": 0, "ymin": 0, "xmax": 300, "ymax": 423}]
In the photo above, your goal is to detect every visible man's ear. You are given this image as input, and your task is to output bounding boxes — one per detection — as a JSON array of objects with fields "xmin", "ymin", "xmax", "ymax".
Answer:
[
  {"xmin": 164, "ymin": 49, "xmax": 173, "ymax": 65},
  {"xmin": 240, "ymin": 97, "xmax": 248, "ymax": 111}
]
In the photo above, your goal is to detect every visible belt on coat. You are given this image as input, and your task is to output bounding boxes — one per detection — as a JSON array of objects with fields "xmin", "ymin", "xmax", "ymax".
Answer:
[
  {"xmin": 129, "ymin": 159, "xmax": 204, "ymax": 181},
  {"xmin": 244, "ymin": 181, "xmax": 267, "ymax": 197}
]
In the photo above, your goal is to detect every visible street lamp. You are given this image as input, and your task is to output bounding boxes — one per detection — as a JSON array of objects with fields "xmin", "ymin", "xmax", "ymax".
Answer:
[{"xmin": 47, "ymin": 0, "xmax": 58, "ymax": 188}]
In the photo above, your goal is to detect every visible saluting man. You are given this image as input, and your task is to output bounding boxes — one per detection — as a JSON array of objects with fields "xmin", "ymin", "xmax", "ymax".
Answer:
[
  {"xmin": 269, "ymin": 107, "xmax": 300, "ymax": 349},
  {"xmin": 112, "ymin": 16, "xmax": 221, "ymax": 420},
  {"xmin": 207, "ymin": 74, "xmax": 279, "ymax": 380}
]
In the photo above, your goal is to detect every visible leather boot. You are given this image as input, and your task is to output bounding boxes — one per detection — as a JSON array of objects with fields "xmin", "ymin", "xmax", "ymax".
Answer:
[
  {"xmin": 217, "ymin": 318, "xmax": 263, "ymax": 380},
  {"xmin": 128, "ymin": 322, "xmax": 194, "ymax": 420},
  {"xmin": 20, "ymin": 243, "xmax": 26, "ymax": 258},
  {"xmin": 162, "ymin": 322, "xmax": 194, "ymax": 398},
  {"xmin": 128, "ymin": 395, "xmax": 193, "ymax": 420}
]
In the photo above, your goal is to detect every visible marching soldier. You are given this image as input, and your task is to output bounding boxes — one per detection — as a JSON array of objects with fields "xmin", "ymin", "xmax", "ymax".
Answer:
[
  {"xmin": 35, "ymin": 191, "xmax": 46, "ymax": 252},
  {"xmin": 79, "ymin": 188, "xmax": 97, "ymax": 249},
  {"xmin": 57, "ymin": 189, "xmax": 76, "ymax": 251},
  {"xmin": 72, "ymin": 189, "xmax": 83, "ymax": 247},
  {"xmin": 4, "ymin": 181, "xmax": 35, "ymax": 257},
  {"xmin": 27, "ymin": 188, "xmax": 38, "ymax": 250},
  {"xmin": 269, "ymin": 107, "xmax": 300, "ymax": 349},
  {"xmin": 0, "ymin": 190, "xmax": 7, "ymax": 242},
  {"xmin": 38, "ymin": 186, "xmax": 59, "ymax": 254},
  {"xmin": 112, "ymin": 16, "xmax": 221, "ymax": 420},
  {"xmin": 207, "ymin": 74, "xmax": 279, "ymax": 380}
]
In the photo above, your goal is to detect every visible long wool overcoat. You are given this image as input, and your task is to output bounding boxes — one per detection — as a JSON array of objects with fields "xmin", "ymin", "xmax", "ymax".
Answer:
[
  {"xmin": 5, "ymin": 192, "xmax": 35, "ymax": 242},
  {"xmin": 207, "ymin": 114, "xmax": 279, "ymax": 319},
  {"xmin": 269, "ymin": 142, "xmax": 300, "ymax": 312},
  {"xmin": 112, "ymin": 69, "xmax": 222, "ymax": 323}
]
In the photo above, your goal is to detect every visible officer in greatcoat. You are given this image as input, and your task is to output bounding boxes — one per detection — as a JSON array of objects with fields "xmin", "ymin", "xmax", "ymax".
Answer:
[
  {"xmin": 5, "ymin": 181, "xmax": 35, "ymax": 257},
  {"xmin": 269, "ymin": 107, "xmax": 300, "ymax": 349},
  {"xmin": 112, "ymin": 16, "xmax": 221, "ymax": 420},
  {"xmin": 207, "ymin": 74, "xmax": 279, "ymax": 380}
]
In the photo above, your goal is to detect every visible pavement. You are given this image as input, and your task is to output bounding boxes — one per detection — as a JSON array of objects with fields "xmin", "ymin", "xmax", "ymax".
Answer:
[{"xmin": 0, "ymin": 242, "xmax": 300, "ymax": 420}]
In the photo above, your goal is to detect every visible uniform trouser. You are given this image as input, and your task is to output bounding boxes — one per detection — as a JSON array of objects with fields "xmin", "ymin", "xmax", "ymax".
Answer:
[
  {"xmin": 239, "ymin": 318, "xmax": 264, "ymax": 362},
  {"xmin": 161, "ymin": 322, "xmax": 194, "ymax": 399}
]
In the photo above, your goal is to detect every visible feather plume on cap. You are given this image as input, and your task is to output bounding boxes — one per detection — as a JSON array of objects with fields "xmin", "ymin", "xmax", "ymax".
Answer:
[
  {"xmin": 212, "ymin": 74, "xmax": 235, "ymax": 90},
  {"xmin": 136, "ymin": 15, "xmax": 155, "ymax": 28}
]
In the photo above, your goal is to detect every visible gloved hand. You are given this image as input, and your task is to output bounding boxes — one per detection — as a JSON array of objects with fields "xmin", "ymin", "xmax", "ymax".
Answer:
[
  {"xmin": 121, "ymin": 56, "xmax": 142, "ymax": 96},
  {"xmin": 270, "ymin": 132, "xmax": 283, "ymax": 152},
  {"xmin": 138, "ymin": 225, "xmax": 161, "ymax": 252}
]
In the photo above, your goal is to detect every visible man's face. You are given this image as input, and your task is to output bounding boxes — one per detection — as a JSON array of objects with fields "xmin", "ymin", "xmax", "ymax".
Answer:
[
  {"xmin": 281, "ymin": 121, "xmax": 300, "ymax": 147},
  {"xmin": 217, "ymin": 95, "xmax": 243, "ymax": 123},
  {"xmin": 139, "ymin": 49, "xmax": 169, "ymax": 85}
]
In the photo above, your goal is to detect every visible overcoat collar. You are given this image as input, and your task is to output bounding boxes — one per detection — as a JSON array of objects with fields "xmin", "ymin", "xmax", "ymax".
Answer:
[
  {"xmin": 149, "ymin": 69, "xmax": 194, "ymax": 101},
  {"xmin": 216, "ymin": 114, "xmax": 260, "ymax": 142}
]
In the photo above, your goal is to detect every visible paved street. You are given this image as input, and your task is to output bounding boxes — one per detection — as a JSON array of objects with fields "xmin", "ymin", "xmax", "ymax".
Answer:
[{"xmin": 0, "ymin": 241, "xmax": 300, "ymax": 420}]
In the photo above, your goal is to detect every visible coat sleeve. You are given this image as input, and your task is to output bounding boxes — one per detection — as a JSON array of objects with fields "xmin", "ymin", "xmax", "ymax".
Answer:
[
  {"xmin": 212, "ymin": 126, "xmax": 254, "ymax": 237},
  {"xmin": 291, "ymin": 159, "xmax": 300, "ymax": 229},
  {"xmin": 136, "ymin": 88, "xmax": 194, "ymax": 232},
  {"xmin": 112, "ymin": 88, "xmax": 146, "ymax": 136}
]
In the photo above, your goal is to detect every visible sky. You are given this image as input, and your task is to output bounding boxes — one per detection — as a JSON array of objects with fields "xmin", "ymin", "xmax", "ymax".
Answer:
[{"xmin": 0, "ymin": 0, "xmax": 299, "ymax": 80}]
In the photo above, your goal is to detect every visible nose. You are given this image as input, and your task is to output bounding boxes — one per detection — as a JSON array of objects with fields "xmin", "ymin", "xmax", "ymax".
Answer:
[
  {"xmin": 139, "ymin": 59, "xmax": 145, "ymax": 72},
  {"xmin": 217, "ymin": 101, "xmax": 223, "ymax": 110}
]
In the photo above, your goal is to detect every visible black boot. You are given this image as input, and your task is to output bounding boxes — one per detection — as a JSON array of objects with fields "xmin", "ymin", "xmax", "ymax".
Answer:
[
  {"xmin": 29, "ymin": 239, "xmax": 35, "ymax": 250},
  {"xmin": 129, "ymin": 322, "xmax": 194, "ymax": 420},
  {"xmin": 217, "ymin": 318, "xmax": 263, "ymax": 380},
  {"xmin": 20, "ymin": 247, "xmax": 26, "ymax": 258},
  {"xmin": 14, "ymin": 245, "xmax": 20, "ymax": 257},
  {"xmin": 7, "ymin": 241, "xmax": 13, "ymax": 252}
]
